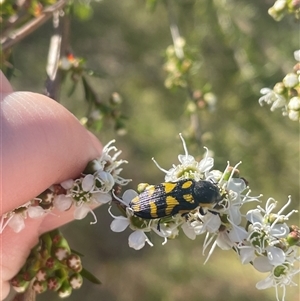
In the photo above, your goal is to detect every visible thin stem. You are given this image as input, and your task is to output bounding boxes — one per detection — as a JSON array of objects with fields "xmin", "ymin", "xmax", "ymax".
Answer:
[
  {"xmin": 45, "ymin": 11, "xmax": 70, "ymax": 100},
  {"xmin": 1, "ymin": 0, "xmax": 68, "ymax": 51},
  {"xmin": 164, "ymin": 0, "xmax": 202, "ymax": 141},
  {"xmin": 165, "ymin": 0, "xmax": 184, "ymax": 60}
]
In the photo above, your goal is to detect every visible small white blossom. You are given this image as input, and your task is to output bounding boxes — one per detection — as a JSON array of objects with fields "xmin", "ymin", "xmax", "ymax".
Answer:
[
  {"xmin": 256, "ymin": 262, "xmax": 300, "ymax": 301},
  {"xmin": 152, "ymin": 134, "xmax": 214, "ymax": 182},
  {"xmin": 259, "ymin": 88, "xmax": 286, "ymax": 111},
  {"xmin": 109, "ymin": 191, "xmax": 154, "ymax": 250},
  {"xmin": 96, "ymin": 140, "xmax": 131, "ymax": 186},
  {"xmin": 0, "ymin": 203, "xmax": 48, "ymax": 233}
]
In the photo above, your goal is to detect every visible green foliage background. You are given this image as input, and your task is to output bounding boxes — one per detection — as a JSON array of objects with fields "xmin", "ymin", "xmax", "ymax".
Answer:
[{"xmin": 6, "ymin": 0, "xmax": 300, "ymax": 300}]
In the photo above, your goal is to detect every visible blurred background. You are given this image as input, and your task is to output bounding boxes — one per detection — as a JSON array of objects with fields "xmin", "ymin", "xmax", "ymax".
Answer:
[{"xmin": 3, "ymin": 0, "xmax": 300, "ymax": 300}]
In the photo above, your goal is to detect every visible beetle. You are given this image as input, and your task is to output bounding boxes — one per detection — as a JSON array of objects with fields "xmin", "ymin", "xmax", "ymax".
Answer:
[{"xmin": 129, "ymin": 179, "xmax": 221, "ymax": 219}]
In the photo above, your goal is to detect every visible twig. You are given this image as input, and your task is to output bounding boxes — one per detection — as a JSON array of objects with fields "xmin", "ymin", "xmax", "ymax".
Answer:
[
  {"xmin": 44, "ymin": 11, "xmax": 70, "ymax": 100},
  {"xmin": 1, "ymin": 0, "xmax": 68, "ymax": 51},
  {"xmin": 165, "ymin": 0, "xmax": 184, "ymax": 60}
]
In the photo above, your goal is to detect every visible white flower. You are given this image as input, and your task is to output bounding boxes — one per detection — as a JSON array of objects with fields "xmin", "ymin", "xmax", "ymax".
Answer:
[
  {"xmin": 55, "ymin": 173, "xmax": 112, "ymax": 224},
  {"xmin": 259, "ymin": 88, "xmax": 286, "ymax": 111},
  {"xmin": 96, "ymin": 140, "xmax": 131, "ymax": 186},
  {"xmin": 94, "ymin": 171, "xmax": 115, "ymax": 193},
  {"xmin": 0, "ymin": 203, "xmax": 48, "ymax": 233},
  {"xmin": 256, "ymin": 262, "xmax": 300, "ymax": 301},
  {"xmin": 152, "ymin": 133, "xmax": 214, "ymax": 182},
  {"xmin": 243, "ymin": 196, "xmax": 298, "ymax": 283},
  {"xmin": 109, "ymin": 190, "xmax": 154, "ymax": 250}
]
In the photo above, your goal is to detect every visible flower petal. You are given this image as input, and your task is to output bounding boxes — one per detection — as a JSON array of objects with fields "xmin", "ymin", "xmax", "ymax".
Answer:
[
  {"xmin": 181, "ymin": 223, "xmax": 196, "ymax": 240},
  {"xmin": 27, "ymin": 206, "xmax": 46, "ymax": 218},
  {"xmin": 239, "ymin": 247, "xmax": 255, "ymax": 264},
  {"xmin": 74, "ymin": 204, "xmax": 90, "ymax": 220},
  {"xmin": 128, "ymin": 230, "xmax": 146, "ymax": 250},
  {"xmin": 92, "ymin": 192, "xmax": 112, "ymax": 204},
  {"xmin": 246, "ymin": 209, "xmax": 263, "ymax": 224},
  {"xmin": 255, "ymin": 275, "xmax": 273, "ymax": 290},
  {"xmin": 253, "ymin": 256, "xmax": 273, "ymax": 273},
  {"xmin": 122, "ymin": 189, "xmax": 138, "ymax": 205},
  {"xmin": 54, "ymin": 195, "xmax": 73, "ymax": 211},
  {"xmin": 82, "ymin": 174, "xmax": 95, "ymax": 192},
  {"xmin": 110, "ymin": 217, "xmax": 129, "ymax": 232},
  {"xmin": 8, "ymin": 214, "xmax": 25, "ymax": 233},
  {"xmin": 266, "ymin": 246, "xmax": 286, "ymax": 266},
  {"xmin": 60, "ymin": 179, "xmax": 74, "ymax": 190}
]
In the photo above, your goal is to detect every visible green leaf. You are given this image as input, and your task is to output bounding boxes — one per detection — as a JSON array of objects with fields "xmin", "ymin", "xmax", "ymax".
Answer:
[
  {"xmin": 81, "ymin": 75, "xmax": 99, "ymax": 104},
  {"xmin": 80, "ymin": 268, "xmax": 102, "ymax": 285},
  {"xmin": 70, "ymin": 249, "xmax": 85, "ymax": 257},
  {"xmin": 67, "ymin": 80, "xmax": 78, "ymax": 97}
]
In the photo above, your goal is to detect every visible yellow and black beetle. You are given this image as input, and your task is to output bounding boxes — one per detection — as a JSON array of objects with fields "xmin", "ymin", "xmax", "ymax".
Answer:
[{"xmin": 129, "ymin": 179, "xmax": 221, "ymax": 219}]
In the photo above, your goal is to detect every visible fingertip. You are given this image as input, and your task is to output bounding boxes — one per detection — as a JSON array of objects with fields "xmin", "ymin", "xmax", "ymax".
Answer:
[{"xmin": 0, "ymin": 71, "xmax": 14, "ymax": 94}]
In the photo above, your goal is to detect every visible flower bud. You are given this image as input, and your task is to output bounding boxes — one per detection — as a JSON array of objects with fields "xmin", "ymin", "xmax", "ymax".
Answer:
[
  {"xmin": 288, "ymin": 96, "xmax": 300, "ymax": 111},
  {"xmin": 45, "ymin": 257, "xmax": 62, "ymax": 270},
  {"xmin": 268, "ymin": 7, "xmax": 285, "ymax": 21},
  {"xmin": 50, "ymin": 231, "xmax": 71, "ymax": 253},
  {"xmin": 69, "ymin": 273, "xmax": 83, "ymax": 289},
  {"xmin": 273, "ymin": 82, "xmax": 286, "ymax": 94},
  {"xmin": 137, "ymin": 183, "xmax": 150, "ymax": 193},
  {"xmin": 283, "ymin": 73, "xmax": 298, "ymax": 88},
  {"xmin": 36, "ymin": 268, "xmax": 49, "ymax": 281},
  {"xmin": 110, "ymin": 92, "xmax": 122, "ymax": 105},
  {"xmin": 53, "ymin": 247, "xmax": 71, "ymax": 261},
  {"xmin": 10, "ymin": 275, "xmax": 30, "ymax": 293},
  {"xmin": 286, "ymin": 229, "xmax": 300, "ymax": 246},
  {"xmin": 66, "ymin": 254, "xmax": 82, "ymax": 272},
  {"xmin": 22, "ymin": 269, "xmax": 38, "ymax": 281},
  {"xmin": 291, "ymin": 0, "xmax": 300, "ymax": 9},
  {"xmin": 57, "ymin": 280, "xmax": 73, "ymax": 298},
  {"xmin": 47, "ymin": 276, "xmax": 63, "ymax": 291},
  {"xmin": 33, "ymin": 280, "xmax": 47, "ymax": 294}
]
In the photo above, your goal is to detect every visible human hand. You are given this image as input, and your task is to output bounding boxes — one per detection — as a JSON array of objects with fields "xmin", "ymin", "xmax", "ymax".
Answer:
[{"xmin": 0, "ymin": 71, "xmax": 102, "ymax": 300}]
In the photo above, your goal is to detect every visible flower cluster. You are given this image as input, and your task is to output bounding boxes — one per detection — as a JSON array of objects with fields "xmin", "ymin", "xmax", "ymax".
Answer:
[
  {"xmin": 0, "ymin": 140, "xmax": 129, "ymax": 234},
  {"xmin": 110, "ymin": 134, "xmax": 299, "ymax": 301},
  {"xmin": 10, "ymin": 230, "xmax": 89, "ymax": 298},
  {"xmin": 268, "ymin": 0, "xmax": 300, "ymax": 21},
  {"xmin": 240, "ymin": 198, "xmax": 299, "ymax": 300},
  {"xmin": 5, "ymin": 135, "xmax": 299, "ymax": 301},
  {"xmin": 163, "ymin": 38, "xmax": 193, "ymax": 89},
  {"xmin": 259, "ymin": 50, "xmax": 300, "ymax": 121}
]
